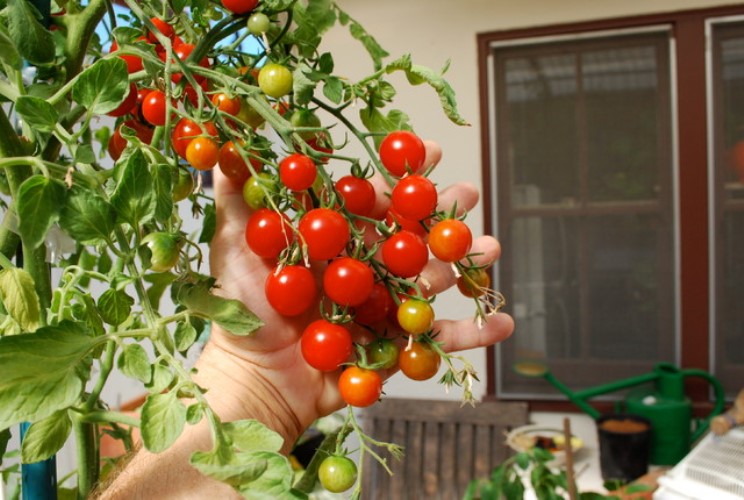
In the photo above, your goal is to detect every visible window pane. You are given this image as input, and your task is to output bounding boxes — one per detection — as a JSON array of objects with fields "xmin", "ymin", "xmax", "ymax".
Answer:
[
  {"xmin": 712, "ymin": 22, "xmax": 744, "ymax": 396},
  {"xmin": 494, "ymin": 32, "xmax": 675, "ymax": 396}
]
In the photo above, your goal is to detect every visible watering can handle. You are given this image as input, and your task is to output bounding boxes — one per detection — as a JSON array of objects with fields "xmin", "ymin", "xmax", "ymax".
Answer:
[{"xmin": 682, "ymin": 369, "xmax": 727, "ymax": 442}]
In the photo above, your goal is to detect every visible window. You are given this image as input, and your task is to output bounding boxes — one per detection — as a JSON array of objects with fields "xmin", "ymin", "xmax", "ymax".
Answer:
[{"xmin": 478, "ymin": 6, "xmax": 744, "ymax": 404}]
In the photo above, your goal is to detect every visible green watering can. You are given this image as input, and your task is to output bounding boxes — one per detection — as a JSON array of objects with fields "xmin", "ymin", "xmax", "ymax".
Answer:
[{"xmin": 514, "ymin": 361, "xmax": 726, "ymax": 465}]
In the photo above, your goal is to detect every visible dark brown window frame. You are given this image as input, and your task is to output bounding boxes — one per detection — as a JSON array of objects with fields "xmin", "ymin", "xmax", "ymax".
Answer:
[{"xmin": 477, "ymin": 4, "xmax": 744, "ymax": 411}]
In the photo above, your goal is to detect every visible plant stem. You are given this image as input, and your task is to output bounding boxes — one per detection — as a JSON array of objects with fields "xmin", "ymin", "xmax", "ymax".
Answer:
[
  {"xmin": 73, "ymin": 416, "xmax": 99, "ymax": 499},
  {"xmin": 79, "ymin": 411, "xmax": 140, "ymax": 428},
  {"xmin": 84, "ymin": 340, "xmax": 117, "ymax": 412}
]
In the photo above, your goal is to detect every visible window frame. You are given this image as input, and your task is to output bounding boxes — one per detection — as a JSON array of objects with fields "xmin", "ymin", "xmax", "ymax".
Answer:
[{"xmin": 477, "ymin": 4, "xmax": 744, "ymax": 410}]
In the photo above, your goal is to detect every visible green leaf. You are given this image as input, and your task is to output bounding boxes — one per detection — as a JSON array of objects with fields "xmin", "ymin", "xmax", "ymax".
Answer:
[
  {"xmin": 0, "ymin": 268, "xmax": 41, "ymax": 332},
  {"xmin": 140, "ymin": 391, "xmax": 186, "ymax": 453},
  {"xmin": 317, "ymin": 52, "xmax": 334, "ymax": 74},
  {"xmin": 385, "ymin": 55, "xmax": 469, "ymax": 126},
  {"xmin": 292, "ymin": 65, "xmax": 315, "ymax": 106},
  {"xmin": 359, "ymin": 107, "xmax": 410, "ymax": 148},
  {"xmin": 514, "ymin": 451, "xmax": 530, "ymax": 469},
  {"xmin": 347, "ymin": 18, "xmax": 389, "ymax": 71},
  {"xmin": 175, "ymin": 280, "xmax": 263, "ymax": 336},
  {"xmin": 110, "ymin": 149, "xmax": 156, "ymax": 226},
  {"xmin": 199, "ymin": 203, "xmax": 216, "ymax": 243},
  {"xmin": 152, "ymin": 164, "xmax": 174, "ymax": 222},
  {"xmin": 117, "ymin": 343, "xmax": 151, "ymax": 383},
  {"xmin": 74, "ymin": 144, "xmax": 96, "ymax": 165},
  {"xmin": 15, "ymin": 96, "xmax": 60, "ymax": 133},
  {"xmin": 190, "ymin": 446, "xmax": 268, "ymax": 486},
  {"xmin": 59, "ymin": 187, "xmax": 116, "ymax": 245},
  {"xmin": 0, "ymin": 428, "xmax": 10, "ymax": 467},
  {"xmin": 21, "ymin": 410, "xmax": 72, "ymax": 463},
  {"xmin": 72, "ymin": 58, "xmax": 130, "ymax": 115},
  {"xmin": 6, "ymin": 0, "xmax": 54, "ymax": 65},
  {"xmin": 16, "ymin": 175, "xmax": 66, "ymax": 249},
  {"xmin": 322, "ymin": 77, "xmax": 343, "ymax": 104},
  {"xmin": 239, "ymin": 452, "xmax": 295, "ymax": 499},
  {"xmin": 174, "ymin": 321, "xmax": 197, "ymax": 353},
  {"xmin": 0, "ymin": 321, "xmax": 94, "ymax": 429},
  {"xmin": 0, "ymin": 29, "xmax": 22, "ymax": 69},
  {"xmin": 98, "ymin": 288, "xmax": 134, "ymax": 326},
  {"xmin": 146, "ymin": 364, "xmax": 174, "ymax": 393},
  {"xmin": 185, "ymin": 403, "xmax": 204, "ymax": 425},
  {"xmin": 144, "ymin": 272, "xmax": 177, "ymax": 311},
  {"xmin": 223, "ymin": 420, "xmax": 284, "ymax": 453}
]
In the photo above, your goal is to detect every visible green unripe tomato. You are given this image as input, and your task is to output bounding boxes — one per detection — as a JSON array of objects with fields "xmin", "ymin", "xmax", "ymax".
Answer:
[
  {"xmin": 258, "ymin": 63, "xmax": 293, "ymax": 98},
  {"xmin": 236, "ymin": 97, "xmax": 266, "ymax": 129},
  {"xmin": 142, "ymin": 232, "xmax": 182, "ymax": 273},
  {"xmin": 367, "ymin": 338, "xmax": 399, "ymax": 370},
  {"xmin": 318, "ymin": 455, "xmax": 357, "ymax": 493},
  {"xmin": 247, "ymin": 13, "xmax": 270, "ymax": 35},
  {"xmin": 290, "ymin": 109, "xmax": 321, "ymax": 140},
  {"xmin": 173, "ymin": 167, "xmax": 195, "ymax": 202},
  {"xmin": 242, "ymin": 172, "xmax": 276, "ymax": 210}
]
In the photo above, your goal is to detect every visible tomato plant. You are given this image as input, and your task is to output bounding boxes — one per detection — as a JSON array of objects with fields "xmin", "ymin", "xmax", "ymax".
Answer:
[
  {"xmin": 300, "ymin": 319, "xmax": 353, "ymax": 372},
  {"xmin": 338, "ymin": 366, "xmax": 383, "ymax": 408},
  {"xmin": 398, "ymin": 342, "xmax": 441, "ymax": 381}
]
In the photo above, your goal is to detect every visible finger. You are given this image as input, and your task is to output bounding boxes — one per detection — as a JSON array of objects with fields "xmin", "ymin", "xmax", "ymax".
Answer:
[
  {"xmin": 212, "ymin": 167, "xmax": 250, "ymax": 233},
  {"xmin": 419, "ymin": 235, "xmax": 501, "ymax": 296},
  {"xmin": 436, "ymin": 182, "xmax": 479, "ymax": 216},
  {"xmin": 422, "ymin": 139, "xmax": 442, "ymax": 170},
  {"xmin": 434, "ymin": 312, "xmax": 515, "ymax": 353}
]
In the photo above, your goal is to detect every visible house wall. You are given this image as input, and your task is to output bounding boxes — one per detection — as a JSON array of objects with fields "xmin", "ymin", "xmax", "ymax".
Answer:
[{"xmin": 321, "ymin": 0, "xmax": 743, "ymax": 401}]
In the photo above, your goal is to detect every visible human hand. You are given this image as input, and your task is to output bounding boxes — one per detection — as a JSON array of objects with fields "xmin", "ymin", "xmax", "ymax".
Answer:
[{"xmin": 198, "ymin": 140, "xmax": 514, "ymax": 450}]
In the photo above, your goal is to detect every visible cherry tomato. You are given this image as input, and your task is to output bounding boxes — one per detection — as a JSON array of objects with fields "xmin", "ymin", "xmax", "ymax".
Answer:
[
  {"xmin": 335, "ymin": 175, "xmax": 376, "ymax": 217},
  {"xmin": 319, "ymin": 456, "xmax": 357, "ymax": 493},
  {"xmin": 109, "ymin": 39, "xmax": 143, "ymax": 74},
  {"xmin": 306, "ymin": 132, "xmax": 333, "ymax": 162},
  {"xmin": 379, "ymin": 130, "xmax": 426, "ymax": 177},
  {"xmin": 298, "ymin": 208, "xmax": 350, "ymax": 261},
  {"xmin": 258, "ymin": 63, "xmax": 293, "ymax": 98},
  {"xmin": 211, "ymin": 93, "xmax": 241, "ymax": 116},
  {"xmin": 457, "ymin": 267, "xmax": 491, "ymax": 298},
  {"xmin": 381, "ymin": 230, "xmax": 428, "ymax": 278},
  {"xmin": 147, "ymin": 17, "xmax": 174, "ymax": 43},
  {"xmin": 221, "ymin": 0, "xmax": 258, "ymax": 15},
  {"xmin": 108, "ymin": 126, "xmax": 127, "ymax": 161},
  {"xmin": 338, "ymin": 366, "xmax": 382, "ymax": 408},
  {"xmin": 142, "ymin": 232, "xmax": 182, "ymax": 272},
  {"xmin": 244, "ymin": 208, "xmax": 294, "ymax": 259},
  {"xmin": 107, "ymin": 83, "xmax": 138, "ymax": 117},
  {"xmin": 397, "ymin": 299, "xmax": 434, "ymax": 335},
  {"xmin": 172, "ymin": 43, "xmax": 210, "ymax": 83},
  {"xmin": 398, "ymin": 342, "xmax": 440, "ymax": 381},
  {"xmin": 172, "ymin": 167, "xmax": 194, "ymax": 202},
  {"xmin": 242, "ymin": 172, "xmax": 276, "ymax": 210},
  {"xmin": 354, "ymin": 283, "xmax": 390, "ymax": 326},
  {"xmin": 428, "ymin": 219, "xmax": 472, "ymax": 263},
  {"xmin": 301, "ymin": 319, "xmax": 353, "ymax": 372},
  {"xmin": 323, "ymin": 257, "xmax": 374, "ymax": 307},
  {"xmin": 290, "ymin": 109, "xmax": 321, "ymax": 140},
  {"xmin": 265, "ymin": 265, "xmax": 316, "ymax": 316},
  {"xmin": 171, "ymin": 118, "xmax": 218, "ymax": 159},
  {"xmin": 182, "ymin": 79, "xmax": 210, "ymax": 108},
  {"xmin": 236, "ymin": 97, "xmax": 266, "ymax": 129},
  {"xmin": 185, "ymin": 136, "xmax": 219, "ymax": 171},
  {"xmin": 218, "ymin": 140, "xmax": 262, "ymax": 186},
  {"xmin": 247, "ymin": 12, "xmax": 271, "ymax": 35},
  {"xmin": 391, "ymin": 175, "xmax": 437, "ymax": 222},
  {"xmin": 385, "ymin": 207, "xmax": 428, "ymax": 237},
  {"xmin": 367, "ymin": 338, "xmax": 399, "ymax": 370},
  {"xmin": 279, "ymin": 153, "xmax": 317, "ymax": 191},
  {"xmin": 141, "ymin": 89, "xmax": 171, "ymax": 127}
]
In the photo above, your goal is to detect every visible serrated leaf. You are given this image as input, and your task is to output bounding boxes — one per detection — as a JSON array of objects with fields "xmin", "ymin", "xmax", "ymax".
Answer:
[
  {"xmin": 21, "ymin": 410, "xmax": 71, "ymax": 463},
  {"xmin": 7, "ymin": 0, "xmax": 54, "ymax": 65},
  {"xmin": 110, "ymin": 149, "xmax": 156, "ymax": 226},
  {"xmin": 239, "ymin": 452, "xmax": 294, "ymax": 499},
  {"xmin": 0, "ymin": 29, "xmax": 21, "ymax": 70},
  {"xmin": 144, "ymin": 272, "xmax": 176, "ymax": 311},
  {"xmin": 59, "ymin": 187, "xmax": 116, "ymax": 245},
  {"xmin": 175, "ymin": 280, "xmax": 263, "ymax": 336},
  {"xmin": 0, "ymin": 321, "xmax": 94, "ymax": 429},
  {"xmin": 190, "ymin": 446, "xmax": 268, "ymax": 486},
  {"xmin": 174, "ymin": 321, "xmax": 197, "ymax": 353},
  {"xmin": 0, "ymin": 268, "xmax": 40, "ymax": 332},
  {"xmin": 199, "ymin": 203, "xmax": 216, "ymax": 244},
  {"xmin": 359, "ymin": 107, "xmax": 410, "ymax": 148},
  {"xmin": 322, "ymin": 77, "xmax": 343, "ymax": 104},
  {"xmin": 152, "ymin": 164, "xmax": 174, "ymax": 222},
  {"xmin": 292, "ymin": 65, "xmax": 315, "ymax": 106},
  {"xmin": 146, "ymin": 364, "xmax": 174, "ymax": 393},
  {"xmin": 140, "ymin": 391, "xmax": 186, "ymax": 453},
  {"xmin": 15, "ymin": 96, "xmax": 59, "ymax": 133},
  {"xmin": 117, "ymin": 343, "xmax": 151, "ymax": 383},
  {"xmin": 98, "ymin": 288, "xmax": 134, "ymax": 326},
  {"xmin": 75, "ymin": 144, "xmax": 96, "ymax": 165},
  {"xmin": 223, "ymin": 420, "xmax": 284, "ymax": 453},
  {"xmin": 347, "ymin": 18, "xmax": 389, "ymax": 71},
  {"xmin": 72, "ymin": 58, "xmax": 130, "ymax": 114},
  {"xmin": 185, "ymin": 404, "xmax": 203, "ymax": 425},
  {"xmin": 16, "ymin": 175, "xmax": 65, "ymax": 249}
]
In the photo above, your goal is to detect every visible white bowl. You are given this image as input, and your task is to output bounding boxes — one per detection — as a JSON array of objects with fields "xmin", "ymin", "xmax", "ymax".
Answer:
[{"xmin": 506, "ymin": 424, "xmax": 584, "ymax": 465}]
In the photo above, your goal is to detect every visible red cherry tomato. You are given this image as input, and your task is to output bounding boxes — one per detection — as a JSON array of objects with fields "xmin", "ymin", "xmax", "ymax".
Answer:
[
  {"xmin": 185, "ymin": 136, "xmax": 219, "ymax": 171},
  {"xmin": 323, "ymin": 257, "xmax": 375, "ymax": 307},
  {"xmin": 218, "ymin": 140, "xmax": 262, "ymax": 186},
  {"xmin": 171, "ymin": 118, "xmax": 218, "ymax": 159},
  {"xmin": 307, "ymin": 133, "xmax": 333, "ymax": 162},
  {"xmin": 379, "ymin": 130, "xmax": 426, "ymax": 177},
  {"xmin": 335, "ymin": 175, "xmax": 376, "ymax": 217},
  {"xmin": 428, "ymin": 219, "xmax": 472, "ymax": 263},
  {"xmin": 107, "ymin": 83, "xmax": 138, "ymax": 117},
  {"xmin": 353, "ymin": 283, "xmax": 391, "ymax": 326},
  {"xmin": 265, "ymin": 265, "xmax": 316, "ymax": 316},
  {"xmin": 221, "ymin": 0, "xmax": 259, "ymax": 15},
  {"xmin": 381, "ymin": 230, "xmax": 428, "ymax": 278},
  {"xmin": 244, "ymin": 208, "xmax": 294, "ymax": 259},
  {"xmin": 301, "ymin": 319, "xmax": 353, "ymax": 372},
  {"xmin": 147, "ymin": 17, "xmax": 174, "ymax": 43},
  {"xmin": 279, "ymin": 153, "xmax": 317, "ymax": 191},
  {"xmin": 385, "ymin": 207, "xmax": 428, "ymax": 237},
  {"xmin": 109, "ymin": 40, "xmax": 143, "ymax": 74},
  {"xmin": 211, "ymin": 93, "xmax": 242, "ymax": 116},
  {"xmin": 391, "ymin": 175, "xmax": 437, "ymax": 222},
  {"xmin": 298, "ymin": 208, "xmax": 350, "ymax": 261},
  {"xmin": 396, "ymin": 299, "xmax": 434, "ymax": 335},
  {"xmin": 172, "ymin": 43, "xmax": 210, "ymax": 83},
  {"xmin": 338, "ymin": 366, "xmax": 382, "ymax": 407},
  {"xmin": 141, "ymin": 89, "xmax": 172, "ymax": 127},
  {"xmin": 398, "ymin": 342, "xmax": 441, "ymax": 381},
  {"xmin": 108, "ymin": 126, "xmax": 127, "ymax": 161}
]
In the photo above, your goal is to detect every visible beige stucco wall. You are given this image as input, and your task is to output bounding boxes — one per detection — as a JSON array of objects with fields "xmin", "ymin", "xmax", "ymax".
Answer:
[{"xmin": 321, "ymin": 0, "xmax": 743, "ymax": 400}]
